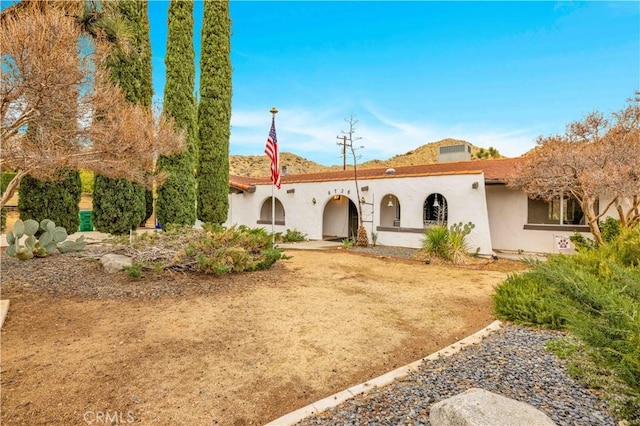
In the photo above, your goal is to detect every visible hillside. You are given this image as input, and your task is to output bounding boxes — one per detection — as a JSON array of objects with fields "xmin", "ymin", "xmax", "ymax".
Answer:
[
  {"xmin": 229, "ymin": 152, "xmax": 332, "ymax": 177},
  {"xmin": 230, "ymin": 139, "xmax": 501, "ymax": 177}
]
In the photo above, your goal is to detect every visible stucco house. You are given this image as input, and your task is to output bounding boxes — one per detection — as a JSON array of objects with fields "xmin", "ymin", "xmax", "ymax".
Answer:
[{"xmin": 226, "ymin": 157, "xmax": 603, "ymax": 255}]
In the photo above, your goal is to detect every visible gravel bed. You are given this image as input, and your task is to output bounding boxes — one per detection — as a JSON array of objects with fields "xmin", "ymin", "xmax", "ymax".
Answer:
[
  {"xmin": 0, "ymin": 246, "xmax": 281, "ymax": 299},
  {"xmin": 298, "ymin": 325, "xmax": 617, "ymax": 426},
  {"xmin": 349, "ymin": 245, "xmax": 420, "ymax": 260}
]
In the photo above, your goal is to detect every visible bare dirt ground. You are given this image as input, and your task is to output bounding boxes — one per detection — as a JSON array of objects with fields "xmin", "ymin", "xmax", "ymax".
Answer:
[{"xmin": 1, "ymin": 249, "xmax": 525, "ymax": 425}]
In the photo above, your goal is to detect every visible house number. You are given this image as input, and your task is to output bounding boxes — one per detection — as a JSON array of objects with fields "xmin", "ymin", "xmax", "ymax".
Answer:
[{"xmin": 328, "ymin": 189, "xmax": 350, "ymax": 195}]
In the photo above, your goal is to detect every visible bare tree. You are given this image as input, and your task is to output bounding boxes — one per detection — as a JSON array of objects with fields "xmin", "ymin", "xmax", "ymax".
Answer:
[
  {"xmin": 339, "ymin": 114, "xmax": 369, "ymax": 247},
  {"xmin": 0, "ymin": 7, "xmax": 184, "ymax": 209},
  {"xmin": 507, "ymin": 95, "xmax": 640, "ymax": 245}
]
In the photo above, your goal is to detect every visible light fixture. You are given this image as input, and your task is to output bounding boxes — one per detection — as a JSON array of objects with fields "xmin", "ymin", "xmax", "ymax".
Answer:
[
  {"xmin": 388, "ymin": 195, "xmax": 394, "ymax": 207},
  {"xmin": 361, "ymin": 197, "xmax": 366, "ymax": 204},
  {"xmin": 312, "ymin": 198, "xmax": 316, "ymax": 205},
  {"xmin": 333, "ymin": 195, "xmax": 341, "ymax": 200}
]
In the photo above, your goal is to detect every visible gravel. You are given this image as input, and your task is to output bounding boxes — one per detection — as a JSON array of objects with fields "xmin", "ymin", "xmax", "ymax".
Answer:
[{"xmin": 297, "ymin": 325, "xmax": 618, "ymax": 426}]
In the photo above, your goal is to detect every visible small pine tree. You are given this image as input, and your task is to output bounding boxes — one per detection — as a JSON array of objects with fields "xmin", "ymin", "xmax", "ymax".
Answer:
[
  {"xmin": 157, "ymin": 0, "xmax": 198, "ymax": 227},
  {"xmin": 197, "ymin": 0, "xmax": 231, "ymax": 224},
  {"xmin": 18, "ymin": 170, "xmax": 81, "ymax": 232}
]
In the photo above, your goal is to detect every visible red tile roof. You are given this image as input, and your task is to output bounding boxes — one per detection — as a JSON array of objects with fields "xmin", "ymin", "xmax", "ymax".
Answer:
[{"xmin": 229, "ymin": 157, "xmax": 520, "ymax": 192}]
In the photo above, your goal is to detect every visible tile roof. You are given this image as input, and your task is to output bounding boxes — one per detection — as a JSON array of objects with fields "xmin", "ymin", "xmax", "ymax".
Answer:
[{"xmin": 229, "ymin": 157, "xmax": 520, "ymax": 192}]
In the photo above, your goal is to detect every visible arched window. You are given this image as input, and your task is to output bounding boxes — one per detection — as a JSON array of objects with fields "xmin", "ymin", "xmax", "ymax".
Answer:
[
  {"xmin": 259, "ymin": 198, "xmax": 285, "ymax": 225},
  {"xmin": 423, "ymin": 193, "xmax": 447, "ymax": 226},
  {"xmin": 380, "ymin": 194, "xmax": 401, "ymax": 227}
]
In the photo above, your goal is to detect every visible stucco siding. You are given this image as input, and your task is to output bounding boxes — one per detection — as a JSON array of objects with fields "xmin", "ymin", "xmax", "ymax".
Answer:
[{"xmin": 225, "ymin": 172, "xmax": 494, "ymax": 253}]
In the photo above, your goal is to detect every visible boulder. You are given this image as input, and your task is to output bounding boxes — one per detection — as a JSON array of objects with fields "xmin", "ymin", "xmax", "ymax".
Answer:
[
  {"xmin": 430, "ymin": 388, "xmax": 556, "ymax": 426},
  {"xmin": 100, "ymin": 254, "xmax": 133, "ymax": 273}
]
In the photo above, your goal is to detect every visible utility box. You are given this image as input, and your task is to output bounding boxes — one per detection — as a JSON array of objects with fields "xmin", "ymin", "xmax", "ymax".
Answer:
[
  {"xmin": 78, "ymin": 210, "xmax": 93, "ymax": 232},
  {"xmin": 438, "ymin": 143, "xmax": 472, "ymax": 163}
]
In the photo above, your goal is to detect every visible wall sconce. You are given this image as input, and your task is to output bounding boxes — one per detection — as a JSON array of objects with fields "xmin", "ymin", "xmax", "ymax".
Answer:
[
  {"xmin": 472, "ymin": 181, "xmax": 479, "ymax": 189},
  {"xmin": 360, "ymin": 197, "xmax": 366, "ymax": 204},
  {"xmin": 312, "ymin": 198, "xmax": 316, "ymax": 205},
  {"xmin": 333, "ymin": 195, "xmax": 341, "ymax": 200},
  {"xmin": 387, "ymin": 195, "xmax": 394, "ymax": 207}
]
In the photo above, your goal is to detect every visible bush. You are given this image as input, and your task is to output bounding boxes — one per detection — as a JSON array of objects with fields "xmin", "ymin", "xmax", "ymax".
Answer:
[
  {"xmin": 18, "ymin": 170, "xmax": 81, "ymax": 233},
  {"xmin": 281, "ymin": 229, "xmax": 307, "ymax": 243},
  {"xmin": 423, "ymin": 225, "xmax": 450, "ymax": 260},
  {"xmin": 600, "ymin": 217, "xmax": 621, "ymax": 243},
  {"xmin": 92, "ymin": 175, "xmax": 146, "ymax": 235},
  {"xmin": 494, "ymin": 226, "xmax": 640, "ymax": 401},
  {"xmin": 1, "ymin": 171, "xmax": 16, "ymax": 193},
  {"xmin": 79, "ymin": 169, "xmax": 94, "ymax": 194},
  {"xmin": 493, "ymin": 272, "xmax": 566, "ymax": 328},
  {"xmin": 112, "ymin": 225, "xmax": 283, "ymax": 276}
]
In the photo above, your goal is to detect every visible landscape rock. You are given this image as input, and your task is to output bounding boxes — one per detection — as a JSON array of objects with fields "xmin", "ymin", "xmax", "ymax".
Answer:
[
  {"xmin": 100, "ymin": 254, "xmax": 132, "ymax": 273},
  {"xmin": 429, "ymin": 388, "xmax": 557, "ymax": 426}
]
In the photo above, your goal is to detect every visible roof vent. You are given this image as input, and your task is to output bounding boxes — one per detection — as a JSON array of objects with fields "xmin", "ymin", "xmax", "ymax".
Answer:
[{"xmin": 384, "ymin": 168, "xmax": 396, "ymax": 175}]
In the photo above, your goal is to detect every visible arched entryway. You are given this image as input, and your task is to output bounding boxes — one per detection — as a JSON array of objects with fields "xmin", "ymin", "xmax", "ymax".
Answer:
[{"xmin": 322, "ymin": 195, "xmax": 358, "ymax": 240}]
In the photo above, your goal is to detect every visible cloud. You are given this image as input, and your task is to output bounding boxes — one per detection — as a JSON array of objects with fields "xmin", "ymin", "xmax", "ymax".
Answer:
[{"xmin": 229, "ymin": 103, "xmax": 541, "ymax": 166}]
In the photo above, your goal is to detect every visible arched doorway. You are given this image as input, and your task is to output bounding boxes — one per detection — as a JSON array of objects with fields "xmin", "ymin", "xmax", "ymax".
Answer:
[{"xmin": 322, "ymin": 195, "xmax": 358, "ymax": 240}]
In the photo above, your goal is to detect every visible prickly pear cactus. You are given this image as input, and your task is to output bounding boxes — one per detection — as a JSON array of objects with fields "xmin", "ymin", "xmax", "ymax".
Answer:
[
  {"xmin": 5, "ymin": 218, "xmax": 81, "ymax": 260},
  {"xmin": 58, "ymin": 236, "xmax": 87, "ymax": 254}
]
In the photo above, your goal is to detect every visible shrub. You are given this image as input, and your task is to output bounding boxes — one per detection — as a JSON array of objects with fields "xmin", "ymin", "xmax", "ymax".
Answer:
[
  {"xmin": 423, "ymin": 225, "xmax": 451, "ymax": 260},
  {"xmin": 494, "ymin": 227, "xmax": 640, "ymax": 401},
  {"xmin": 493, "ymin": 271, "xmax": 566, "ymax": 328},
  {"xmin": 1, "ymin": 171, "xmax": 16, "ymax": 193},
  {"xmin": 92, "ymin": 175, "xmax": 146, "ymax": 235},
  {"xmin": 79, "ymin": 169, "xmax": 94, "ymax": 194},
  {"xmin": 112, "ymin": 225, "xmax": 282, "ymax": 276},
  {"xmin": 18, "ymin": 170, "xmax": 81, "ymax": 233},
  {"xmin": 281, "ymin": 229, "xmax": 307, "ymax": 243},
  {"xmin": 371, "ymin": 231, "xmax": 379, "ymax": 247},
  {"xmin": 600, "ymin": 217, "xmax": 621, "ymax": 243}
]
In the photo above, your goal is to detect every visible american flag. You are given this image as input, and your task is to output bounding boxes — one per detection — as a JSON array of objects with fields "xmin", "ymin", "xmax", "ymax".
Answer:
[{"xmin": 265, "ymin": 116, "xmax": 281, "ymax": 189}]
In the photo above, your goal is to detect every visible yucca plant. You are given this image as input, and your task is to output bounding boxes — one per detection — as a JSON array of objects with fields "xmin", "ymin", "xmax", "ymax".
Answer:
[{"xmin": 423, "ymin": 225, "xmax": 450, "ymax": 260}]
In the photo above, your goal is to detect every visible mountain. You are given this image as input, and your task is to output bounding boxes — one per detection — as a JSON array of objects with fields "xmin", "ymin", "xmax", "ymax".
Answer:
[
  {"xmin": 229, "ymin": 152, "xmax": 332, "ymax": 177},
  {"xmin": 229, "ymin": 139, "xmax": 502, "ymax": 177}
]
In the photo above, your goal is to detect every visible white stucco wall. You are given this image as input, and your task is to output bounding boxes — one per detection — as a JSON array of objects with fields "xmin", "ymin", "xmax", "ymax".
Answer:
[
  {"xmin": 485, "ymin": 185, "xmax": 612, "ymax": 254},
  {"xmin": 225, "ymin": 172, "xmax": 494, "ymax": 254}
]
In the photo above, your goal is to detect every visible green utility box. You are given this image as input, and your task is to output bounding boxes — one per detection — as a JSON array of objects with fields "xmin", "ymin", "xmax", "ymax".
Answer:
[{"xmin": 78, "ymin": 210, "xmax": 93, "ymax": 232}]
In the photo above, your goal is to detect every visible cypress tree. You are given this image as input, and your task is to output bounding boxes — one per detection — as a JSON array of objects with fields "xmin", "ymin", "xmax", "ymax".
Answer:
[
  {"xmin": 197, "ymin": 0, "xmax": 231, "ymax": 224},
  {"xmin": 156, "ymin": 0, "xmax": 198, "ymax": 227},
  {"xmin": 92, "ymin": 0, "xmax": 153, "ymax": 234},
  {"xmin": 18, "ymin": 170, "xmax": 81, "ymax": 232}
]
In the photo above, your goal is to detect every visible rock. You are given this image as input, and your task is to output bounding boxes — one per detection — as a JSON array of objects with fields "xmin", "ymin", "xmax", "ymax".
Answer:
[
  {"xmin": 100, "ymin": 254, "xmax": 133, "ymax": 273},
  {"xmin": 430, "ymin": 388, "xmax": 556, "ymax": 426}
]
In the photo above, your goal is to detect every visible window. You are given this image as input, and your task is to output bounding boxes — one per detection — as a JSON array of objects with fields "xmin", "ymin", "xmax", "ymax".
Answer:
[
  {"xmin": 527, "ymin": 194, "xmax": 592, "ymax": 226},
  {"xmin": 380, "ymin": 194, "xmax": 401, "ymax": 227},
  {"xmin": 258, "ymin": 198, "xmax": 285, "ymax": 225},
  {"xmin": 424, "ymin": 193, "xmax": 448, "ymax": 226}
]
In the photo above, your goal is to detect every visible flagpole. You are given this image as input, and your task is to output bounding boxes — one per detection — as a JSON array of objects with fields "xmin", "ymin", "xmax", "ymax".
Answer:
[{"xmin": 270, "ymin": 107, "xmax": 278, "ymax": 248}]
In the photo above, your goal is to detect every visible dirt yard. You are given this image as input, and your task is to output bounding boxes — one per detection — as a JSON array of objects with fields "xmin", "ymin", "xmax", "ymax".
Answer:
[{"xmin": 0, "ymin": 249, "xmax": 525, "ymax": 425}]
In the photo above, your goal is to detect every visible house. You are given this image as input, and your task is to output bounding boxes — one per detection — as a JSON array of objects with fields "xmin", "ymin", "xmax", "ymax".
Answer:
[{"xmin": 226, "ymin": 157, "xmax": 604, "ymax": 255}]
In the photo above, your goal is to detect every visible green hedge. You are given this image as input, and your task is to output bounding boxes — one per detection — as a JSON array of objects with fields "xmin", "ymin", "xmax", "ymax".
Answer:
[{"xmin": 18, "ymin": 171, "xmax": 81, "ymax": 233}]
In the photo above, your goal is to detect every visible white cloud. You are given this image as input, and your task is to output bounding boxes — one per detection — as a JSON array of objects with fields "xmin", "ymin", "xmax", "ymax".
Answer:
[{"xmin": 229, "ymin": 103, "xmax": 541, "ymax": 166}]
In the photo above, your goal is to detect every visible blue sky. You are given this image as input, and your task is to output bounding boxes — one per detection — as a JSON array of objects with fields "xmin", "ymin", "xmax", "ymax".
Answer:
[
  {"xmin": 206, "ymin": 1, "xmax": 639, "ymax": 165},
  {"xmin": 5, "ymin": 1, "xmax": 639, "ymax": 166}
]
